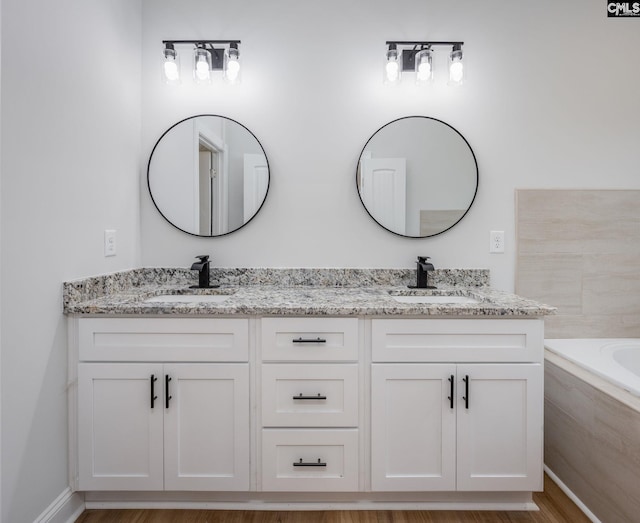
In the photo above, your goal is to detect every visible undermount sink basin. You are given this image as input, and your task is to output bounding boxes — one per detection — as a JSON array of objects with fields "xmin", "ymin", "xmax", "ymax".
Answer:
[
  {"xmin": 144, "ymin": 294, "xmax": 231, "ymax": 304},
  {"xmin": 391, "ymin": 295, "xmax": 479, "ymax": 304}
]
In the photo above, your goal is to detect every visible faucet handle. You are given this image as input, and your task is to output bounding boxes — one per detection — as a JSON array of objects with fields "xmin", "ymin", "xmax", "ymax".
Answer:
[{"xmin": 195, "ymin": 255, "xmax": 210, "ymax": 262}]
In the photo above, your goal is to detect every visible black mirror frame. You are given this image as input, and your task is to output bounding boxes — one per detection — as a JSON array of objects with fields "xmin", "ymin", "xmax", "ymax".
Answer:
[
  {"xmin": 356, "ymin": 116, "xmax": 478, "ymax": 239},
  {"xmin": 147, "ymin": 114, "xmax": 271, "ymax": 238}
]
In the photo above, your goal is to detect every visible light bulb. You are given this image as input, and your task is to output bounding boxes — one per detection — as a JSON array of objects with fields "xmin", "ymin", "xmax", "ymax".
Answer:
[
  {"xmin": 385, "ymin": 60, "xmax": 399, "ymax": 82},
  {"xmin": 415, "ymin": 49, "xmax": 432, "ymax": 85},
  {"xmin": 450, "ymin": 61, "xmax": 463, "ymax": 83},
  {"xmin": 163, "ymin": 59, "xmax": 179, "ymax": 82},
  {"xmin": 162, "ymin": 43, "xmax": 180, "ymax": 84},
  {"xmin": 449, "ymin": 44, "xmax": 464, "ymax": 85},
  {"xmin": 226, "ymin": 60, "xmax": 240, "ymax": 81},
  {"xmin": 224, "ymin": 45, "xmax": 241, "ymax": 84},
  {"xmin": 384, "ymin": 44, "xmax": 400, "ymax": 84},
  {"xmin": 193, "ymin": 47, "xmax": 211, "ymax": 83},
  {"xmin": 195, "ymin": 58, "xmax": 210, "ymax": 80}
]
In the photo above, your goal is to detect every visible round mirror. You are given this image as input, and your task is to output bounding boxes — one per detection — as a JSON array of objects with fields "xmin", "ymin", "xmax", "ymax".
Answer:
[
  {"xmin": 356, "ymin": 116, "xmax": 478, "ymax": 238},
  {"xmin": 148, "ymin": 115, "xmax": 270, "ymax": 237}
]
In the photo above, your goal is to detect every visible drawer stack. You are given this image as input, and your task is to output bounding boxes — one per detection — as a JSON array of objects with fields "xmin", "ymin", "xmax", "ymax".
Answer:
[{"xmin": 260, "ymin": 317, "xmax": 360, "ymax": 491}]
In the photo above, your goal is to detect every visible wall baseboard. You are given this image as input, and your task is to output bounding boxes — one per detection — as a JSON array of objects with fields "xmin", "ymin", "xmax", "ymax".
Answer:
[
  {"xmin": 543, "ymin": 465, "xmax": 600, "ymax": 523},
  {"xmin": 34, "ymin": 488, "xmax": 85, "ymax": 523}
]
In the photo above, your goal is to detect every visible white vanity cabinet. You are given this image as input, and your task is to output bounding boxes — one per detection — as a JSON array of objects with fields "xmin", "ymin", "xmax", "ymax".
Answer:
[
  {"xmin": 75, "ymin": 318, "xmax": 250, "ymax": 492},
  {"xmin": 370, "ymin": 318, "xmax": 544, "ymax": 493},
  {"xmin": 259, "ymin": 317, "xmax": 360, "ymax": 491},
  {"xmin": 69, "ymin": 312, "xmax": 546, "ymax": 506}
]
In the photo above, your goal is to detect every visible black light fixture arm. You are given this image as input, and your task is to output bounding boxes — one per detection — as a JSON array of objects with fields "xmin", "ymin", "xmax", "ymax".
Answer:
[
  {"xmin": 162, "ymin": 39, "xmax": 241, "ymax": 45},
  {"xmin": 385, "ymin": 40, "xmax": 463, "ymax": 47}
]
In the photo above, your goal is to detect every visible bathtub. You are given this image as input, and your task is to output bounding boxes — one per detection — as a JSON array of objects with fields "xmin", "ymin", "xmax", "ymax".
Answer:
[
  {"xmin": 543, "ymin": 338, "xmax": 640, "ymax": 523},
  {"xmin": 545, "ymin": 338, "xmax": 640, "ymax": 397}
]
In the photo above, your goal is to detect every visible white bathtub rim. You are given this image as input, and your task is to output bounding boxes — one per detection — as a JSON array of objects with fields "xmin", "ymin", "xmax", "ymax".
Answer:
[
  {"xmin": 544, "ymin": 349, "xmax": 640, "ymax": 413},
  {"xmin": 544, "ymin": 338, "xmax": 640, "ymax": 398}
]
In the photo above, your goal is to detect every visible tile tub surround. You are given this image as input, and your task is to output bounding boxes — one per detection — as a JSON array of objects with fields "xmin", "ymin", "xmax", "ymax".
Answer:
[
  {"xmin": 62, "ymin": 268, "xmax": 554, "ymax": 317},
  {"xmin": 515, "ymin": 189, "xmax": 640, "ymax": 338},
  {"xmin": 545, "ymin": 351, "xmax": 640, "ymax": 523}
]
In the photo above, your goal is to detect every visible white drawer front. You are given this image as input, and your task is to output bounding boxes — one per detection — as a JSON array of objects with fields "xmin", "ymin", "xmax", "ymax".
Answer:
[
  {"xmin": 261, "ymin": 429, "xmax": 359, "ymax": 491},
  {"xmin": 261, "ymin": 364, "xmax": 358, "ymax": 427},
  {"xmin": 261, "ymin": 318, "xmax": 358, "ymax": 362},
  {"xmin": 372, "ymin": 319, "xmax": 543, "ymax": 363},
  {"xmin": 79, "ymin": 318, "xmax": 249, "ymax": 362}
]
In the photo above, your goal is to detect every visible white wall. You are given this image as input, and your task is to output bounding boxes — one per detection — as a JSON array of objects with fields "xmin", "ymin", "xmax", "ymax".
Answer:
[
  {"xmin": 0, "ymin": 1, "xmax": 142, "ymax": 521},
  {"xmin": 140, "ymin": 0, "xmax": 640, "ymax": 291}
]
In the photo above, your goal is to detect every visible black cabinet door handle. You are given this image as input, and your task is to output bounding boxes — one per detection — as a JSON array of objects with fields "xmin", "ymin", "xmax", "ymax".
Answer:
[
  {"xmin": 165, "ymin": 375, "xmax": 172, "ymax": 409},
  {"xmin": 292, "ymin": 393, "xmax": 327, "ymax": 400},
  {"xmin": 447, "ymin": 375, "xmax": 454, "ymax": 409},
  {"xmin": 292, "ymin": 337, "xmax": 326, "ymax": 344},
  {"xmin": 462, "ymin": 375, "xmax": 469, "ymax": 409},
  {"xmin": 150, "ymin": 374, "xmax": 158, "ymax": 409},
  {"xmin": 293, "ymin": 458, "xmax": 327, "ymax": 467}
]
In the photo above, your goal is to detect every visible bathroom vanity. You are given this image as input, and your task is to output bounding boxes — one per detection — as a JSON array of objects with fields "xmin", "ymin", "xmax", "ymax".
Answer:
[{"xmin": 64, "ymin": 268, "xmax": 553, "ymax": 510}]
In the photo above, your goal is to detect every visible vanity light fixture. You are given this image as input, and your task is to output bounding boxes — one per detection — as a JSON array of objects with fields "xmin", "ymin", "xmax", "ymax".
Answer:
[
  {"xmin": 161, "ymin": 40, "xmax": 241, "ymax": 85},
  {"xmin": 384, "ymin": 41, "xmax": 464, "ymax": 86}
]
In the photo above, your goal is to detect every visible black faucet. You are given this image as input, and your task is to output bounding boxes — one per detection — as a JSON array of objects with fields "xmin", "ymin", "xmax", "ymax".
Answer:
[
  {"xmin": 410, "ymin": 256, "xmax": 436, "ymax": 289},
  {"xmin": 190, "ymin": 255, "xmax": 218, "ymax": 289}
]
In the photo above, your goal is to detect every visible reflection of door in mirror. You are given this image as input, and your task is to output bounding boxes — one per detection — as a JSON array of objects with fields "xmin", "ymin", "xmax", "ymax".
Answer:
[
  {"xmin": 195, "ymin": 125, "xmax": 227, "ymax": 235},
  {"xmin": 243, "ymin": 154, "xmax": 269, "ymax": 222},
  {"xmin": 360, "ymin": 153, "xmax": 406, "ymax": 235}
]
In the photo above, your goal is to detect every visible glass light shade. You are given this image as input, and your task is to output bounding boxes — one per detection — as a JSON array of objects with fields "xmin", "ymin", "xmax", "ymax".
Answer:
[
  {"xmin": 162, "ymin": 45, "xmax": 180, "ymax": 84},
  {"xmin": 193, "ymin": 47, "xmax": 211, "ymax": 83},
  {"xmin": 415, "ymin": 49, "xmax": 433, "ymax": 85},
  {"xmin": 449, "ymin": 45, "xmax": 464, "ymax": 85},
  {"xmin": 224, "ymin": 45, "xmax": 241, "ymax": 84},
  {"xmin": 384, "ymin": 45, "xmax": 400, "ymax": 84}
]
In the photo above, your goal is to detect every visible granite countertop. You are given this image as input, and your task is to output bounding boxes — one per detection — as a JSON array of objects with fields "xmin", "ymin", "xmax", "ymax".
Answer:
[{"xmin": 63, "ymin": 268, "xmax": 555, "ymax": 317}]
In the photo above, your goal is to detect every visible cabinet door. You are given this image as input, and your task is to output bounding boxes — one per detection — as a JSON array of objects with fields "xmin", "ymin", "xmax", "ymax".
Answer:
[
  {"xmin": 371, "ymin": 364, "xmax": 456, "ymax": 491},
  {"xmin": 456, "ymin": 364, "xmax": 543, "ymax": 491},
  {"xmin": 163, "ymin": 363, "xmax": 250, "ymax": 491},
  {"xmin": 78, "ymin": 363, "xmax": 164, "ymax": 490}
]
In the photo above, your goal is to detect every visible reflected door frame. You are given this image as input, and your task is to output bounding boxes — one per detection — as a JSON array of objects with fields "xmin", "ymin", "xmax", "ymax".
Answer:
[{"xmin": 195, "ymin": 125, "xmax": 228, "ymax": 236}]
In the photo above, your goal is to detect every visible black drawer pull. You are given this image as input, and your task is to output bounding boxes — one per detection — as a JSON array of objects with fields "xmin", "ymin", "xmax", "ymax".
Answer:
[
  {"xmin": 293, "ymin": 393, "xmax": 327, "ymax": 400},
  {"xmin": 462, "ymin": 375, "xmax": 469, "ymax": 409},
  {"xmin": 293, "ymin": 458, "xmax": 327, "ymax": 467},
  {"xmin": 165, "ymin": 375, "xmax": 172, "ymax": 409},
  {"xmin": 292, "ymin": 337, "xmax": 326, "ymax": 344},
  {"xmin": 447, "ymin": 375, "xmax": 454, "ymax": 409},
  {"xmin": 150, "ymin": 374, "xmax": 158, "ymax": 409}
]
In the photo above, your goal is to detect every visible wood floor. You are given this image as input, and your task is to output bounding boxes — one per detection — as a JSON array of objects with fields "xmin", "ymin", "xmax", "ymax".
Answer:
[{"xmin": 74, "ymin": 475, "xmax": 591, "ymax": 523}]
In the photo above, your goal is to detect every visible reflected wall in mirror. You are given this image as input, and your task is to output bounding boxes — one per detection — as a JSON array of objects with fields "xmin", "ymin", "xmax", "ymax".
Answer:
[
  {"xmin": 148, "ymin": 115, "xmax": 269, "ymax": 237},
  {"xmin": 357, "ymin": 116, "xmax": 478, "ymax": 238}
]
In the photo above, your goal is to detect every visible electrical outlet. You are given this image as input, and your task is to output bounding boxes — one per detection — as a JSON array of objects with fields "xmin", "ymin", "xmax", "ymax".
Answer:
[
  {"xmin": 490, "ymin": 230, "xmax": 505, "ymax": 253},
  {"xmin": 104, "ymin": 229, "xmax": 116, "ymax": 257}
]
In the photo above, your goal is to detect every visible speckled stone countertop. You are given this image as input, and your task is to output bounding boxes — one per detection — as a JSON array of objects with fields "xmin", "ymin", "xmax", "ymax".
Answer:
[{"xmin": 63, "ymin": 268, "xmax": 555, "ymax": 317}]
